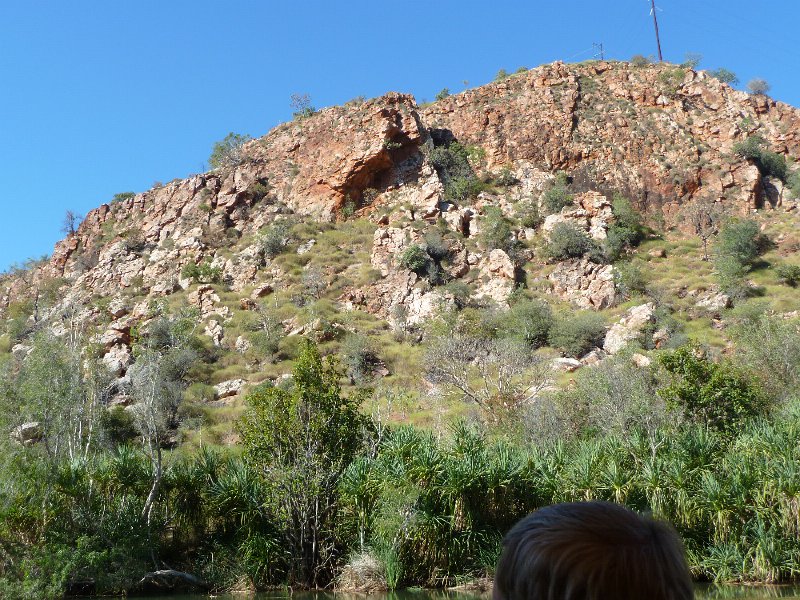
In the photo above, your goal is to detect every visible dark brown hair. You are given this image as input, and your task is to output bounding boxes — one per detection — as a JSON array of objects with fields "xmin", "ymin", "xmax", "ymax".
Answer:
[{"xmin": 494, "ymin": 501, "xmax": 693, "ymax": 600}]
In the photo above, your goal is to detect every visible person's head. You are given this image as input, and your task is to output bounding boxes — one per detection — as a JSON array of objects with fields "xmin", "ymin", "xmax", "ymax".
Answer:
[{"xmin": 494, "ymin": 501, "xmax": 693, "ymax": 600}]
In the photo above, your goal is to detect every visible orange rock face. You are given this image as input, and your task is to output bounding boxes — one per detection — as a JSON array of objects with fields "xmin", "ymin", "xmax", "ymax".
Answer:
[{"xmin": 1, "ymin": 61, "xmax": 799, "ymax": 335}]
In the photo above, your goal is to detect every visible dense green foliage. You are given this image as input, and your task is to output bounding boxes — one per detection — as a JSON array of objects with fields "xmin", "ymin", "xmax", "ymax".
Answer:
[
  {"xmin": 181, "ymin": 260, "xmax": 223, "ymax": 284},
  {"xmin": 545, "ymin": 222, "xmax": 601, "ymax": 261},
  {"xmin": 547, "ymin": 311, "xmax": 606, "ymax": 358},
  {"xmin": 541, "ymin": 172, "xmax": 574, "ymax": 215},
  {"xmin": 605, "ymin": 195, "xmax": 647, "ymax": 260},
  {"xmin": 428, "ymin": 142, "xmax": 484, "ymax": 204},
  {"xmin": 2, "ymin": 309, "xmax": 800, "ymax": 596},
  {"xmin": 714, "ymin": 219, "xmax": 768, "ymax": 298},
  {"xmin": 733, "ymin": 136, "xmax": 788, "ymax": 181}
]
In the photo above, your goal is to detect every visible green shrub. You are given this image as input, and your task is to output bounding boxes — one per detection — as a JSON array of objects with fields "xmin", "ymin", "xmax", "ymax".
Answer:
[
  {"xmin": 259, "ymin": 220, "xmax": 292, "ymax": 260},
  {"xmin": 710, "ymin": 68, "xmax": 739, "ymax": 86},
  {"xmin": 545, "ymin": 222, "xmax": 598, "ymax": 261},
  {"xmin": 548, "ymin": 311, "xmax": 606, "ymax": 358},
  {"xmin": 435, "ymin": 88, "xmax": 451, "ymax": 101},
  {"xmin": 182, "ymin": 260, "xmax": 223, "ymax": 284},
  {"xmin": 494, "ymin": 167, "xmax": 516, "ymax": 187},
  {"xmin": 775, "ymin": 264, "xmax": 800, "ymax": 287},
  {"xmin": 515, "ymin": 197, "xmax": 541, "ymax": 229},
  {"xmin": 399, "ymin": 244, "xmax": 429, "ymax": 274},
  {"xmin": 659, "ymin": 345, "xmax": 766, "ymax": 433},
  {"xmin": 605, "ymin": 197, "xmax": 646, "ymax": 260},
  {"xmin": 480, "ymin": 207, "xmax": 514, "ymax": 253},
  {"xmin": 340, "ymin": 334, "xmax": 380, "ymax": 384},
  {"xmin": 614, "ymin": 261, "xmax": 647, "ymax": 297},
  {"xmin": 111, "ymin": 191, "xmax": 135, "ymax": 203},
  {"xmin": 631, "ymin": 54, "xmax": 651, "ymax": 67},
  {"xmin": 715, "ymin": 219, "xmax": 767, "ymax": 266},
  {"xmin": 542, "ymin": 173, "xmax": 574, "ymax": 214},
  {"xmin": 715, "ymin": 255, "xmax": 751, "ymax": 299},
  {"xmin": 733, "ymin": 136, "xmax": 788, "ymax": 181},
  {"xmin": 498, "ymin": 299, "xmax": 553, "ymax": 349},
  {"xmin": 495, "ymin": 68, "xmax": 509, "ymax": 81},
  {"xmin": 209, "ymin": 132, "xmax": 252, "ymax": 170},
  {"xmin": 428, "ymin": 142, "xmax": 484, "ymax": 203},
  {"xmin": 423, "ymin": 232, "xmax": 450, "ymax": 262},
  {"xmin": 98, "ymin": 406, "xmax": 138, "ymax": 448}
]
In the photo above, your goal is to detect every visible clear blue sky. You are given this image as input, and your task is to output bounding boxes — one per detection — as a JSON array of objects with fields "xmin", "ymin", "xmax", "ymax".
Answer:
[{"xmin": 1, "ymin": 1, "xmax": 797, "ymax": 271}]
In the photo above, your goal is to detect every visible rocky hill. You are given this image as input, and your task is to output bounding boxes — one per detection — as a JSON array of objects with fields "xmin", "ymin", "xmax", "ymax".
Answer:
[{"xmin": 2, "ymin": 59, "xmax": 799, "ymax": 441}]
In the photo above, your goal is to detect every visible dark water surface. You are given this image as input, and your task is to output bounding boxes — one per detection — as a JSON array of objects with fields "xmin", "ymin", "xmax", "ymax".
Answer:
[{"xmin": 127, "ymin": 587, "xmax": 800, "ymax": 600}]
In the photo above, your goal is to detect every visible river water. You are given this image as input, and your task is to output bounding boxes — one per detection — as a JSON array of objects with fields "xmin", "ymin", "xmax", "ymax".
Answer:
[{"xmin": 128, "ymin": 587, "xmax": 800, "ymax": 600}]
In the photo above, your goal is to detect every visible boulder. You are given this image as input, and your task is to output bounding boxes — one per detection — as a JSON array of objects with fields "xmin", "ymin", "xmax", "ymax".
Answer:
[
  {"xmin": 103, "ymin": 344, "xmax": 133, "ymax": 376},
  {"xmin": 204, "ymin": 319, "xmax": 224, "ymax": 346},
  {"xmin": 552, "ymin": 357, "xmax": 583, "ymax": 372},
  {"xmin": 603, "ymin": 303, "xmax": 656, "ymax": 354},
  {"xmin": 11, "ymin": 422, "xmax": 43, "ymax": 446},
  {"xmin": 548, "ymin": 259, "xmax": 616, "ymax": 310},
  {"xmin": 695, "ymin": 291, "xmax": 732, "ymax": 312},
  {"xmin": 214, "ymin": 379, "xmax": 246, "ymax": 399}
]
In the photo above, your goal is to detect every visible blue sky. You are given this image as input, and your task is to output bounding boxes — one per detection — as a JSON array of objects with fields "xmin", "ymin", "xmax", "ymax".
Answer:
[{"xmin": 1, "ymin": 1, "xmax": 797, "ymax": 271}]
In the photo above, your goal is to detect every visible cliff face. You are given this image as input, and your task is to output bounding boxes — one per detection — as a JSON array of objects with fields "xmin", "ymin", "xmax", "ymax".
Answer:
[
  {"xmin": 1, "ymin": 60, "xmax": 798, "ymax": 396},
  {"xmin": 423, "ymin": 61, "xmax": 800, "ymax": 219}
]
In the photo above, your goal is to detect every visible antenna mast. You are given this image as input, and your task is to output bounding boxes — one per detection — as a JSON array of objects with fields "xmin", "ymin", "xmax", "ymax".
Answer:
[{"xmin": 650, "ymin": 0, "xmax": 664, "ymax": 62}]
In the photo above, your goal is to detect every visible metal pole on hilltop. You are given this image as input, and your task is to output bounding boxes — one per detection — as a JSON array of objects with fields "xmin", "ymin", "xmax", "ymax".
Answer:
[{"xmin": 650, "ymin": 0, "xmax": 664, "ymax": 62}]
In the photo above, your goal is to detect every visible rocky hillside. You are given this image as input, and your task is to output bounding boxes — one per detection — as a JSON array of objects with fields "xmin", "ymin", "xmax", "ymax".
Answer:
[{"xmin": 2, "ymin": 59, "xmax": 799, "ymax": 441}]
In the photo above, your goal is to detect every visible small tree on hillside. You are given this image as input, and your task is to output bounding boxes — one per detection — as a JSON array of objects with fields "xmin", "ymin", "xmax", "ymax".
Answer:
[
  {"xmin": 684, "ymin": 198, "xmax": 724, "ymax": 261},
  {"xmin": 747, "ymin": 78, "xmax": 771, "ymax": 96},
  {"xmin": 710, "ymin": 68, "xmax": 739, "ymax": 86},
  {"xmin": 290, "ymin": 93, "xmax": 316, "ymax": 119},
  {"xmin": 61, "ymin": 210, "xmax": 83, "ymax": 236},
  {"xmin": 238, "ymin": 340, "xmax": 369, "ymax": 587},
  {"xmin": 209, "ymin": 132, "xmax": 253, "ymax": 170}
]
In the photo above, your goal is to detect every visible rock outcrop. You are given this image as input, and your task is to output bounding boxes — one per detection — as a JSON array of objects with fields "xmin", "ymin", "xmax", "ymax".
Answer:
[
  {"xmin": 0, "ymin": 59, "xmax": 798, "ymax": 395},
  {"xmin": 548, "ymin": 259, "xmax": 616, "ymax": 310}
]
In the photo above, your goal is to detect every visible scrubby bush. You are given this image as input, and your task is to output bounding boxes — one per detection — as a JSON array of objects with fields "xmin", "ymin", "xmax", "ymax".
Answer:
[
  {"xmin": 614, "ymin": 261, "xmax": 648, "ymax": 297},
  {"xmin": 498, "ymin": 299, "xmax": 553, "ymax": 349},
  {"xmin": 480, "ymin": 207, "xmax": 514, "ymax": 253},
  {"xmin": 631, "ymin": 54, "xmax": 651, "ymax": 67},
  {"xmin": 435, "ymin": 88, "xmax": 450, "ymax": 101},
  {"xmin": 495, "ymin": 68, "xmax": 509, "ymax": 81},
  {"xmin": 259, "ymin": 220, "xmax": 292, "ymax": 260},
  {"xmin": 735, "ymin": 135, "xmax": 789, "ymax": 180},
  {"xmin": 111, "ymin": 191, "xmax": 135, "ymax": 203},
  {"xmin": 747, "ymin": 78, "xmax": 771, "ymax": 96},
  {"xmin": 209, "ymin": 132, "xmax": 252, "ymax": 170},
  {"xmin": 659, "ymin": 345, "xmax": 766, "ymax": 433},
  {"xmin": 340, "ymin": 334, "xmax": 380, "ymax": 384},
  {"xmin": 290, "ymin": 93, "xmax": 316, "ymax": 119},
  {"xmin": 548, "ymin": 311, "xmax": 606, "ymax": 358},
  {"xmin": 682, "ymin": 53, "xmax": 702, "ymax": 69},
  {"xmin": 775, "ymin": 263, "xmax": 800, "ymax": 287},
  {"xmin": 715, "ymin": 218, "xmax": 767, "ymax": 266},
  {"xmin": 399, "ymin": 244, "xmax": 429, "ymax": 274},
  {"xmin": 710, "ymin": 68, "xmax": 739, "ymax": 86},
  {"xmin": 494, "ymin": 166, "xmax": 516, "ymax": 187},
  {"xmin": 605, "ymin": 195, "xmax": 646, "ymax": 260},
  {"xmin": 428, "ymin": 142, "xmax": 485, "ymax": 204},
  {"xmin": 181, "ymin": 260, "xmax": 223, "ymax": 284},
  {"xmin": 545, "ymin": 222, "xmax": 601, "ymax": 262},
  {"xmin": 541, "ymin": 172, "xmax": 574, "ymax": 214},
  {"xmin": 515, "ymin": 197, "xmax": 541, "ymax": 229}
]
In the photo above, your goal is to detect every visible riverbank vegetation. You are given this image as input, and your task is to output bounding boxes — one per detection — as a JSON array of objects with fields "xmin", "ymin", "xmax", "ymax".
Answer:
[{"xmin": 1, "ymin": 306, "xmax": 800, "ymax": 598}]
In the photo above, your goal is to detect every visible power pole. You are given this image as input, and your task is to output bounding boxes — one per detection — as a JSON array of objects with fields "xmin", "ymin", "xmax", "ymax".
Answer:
[
  {"xmin": 650, "ymin": 0, "xmax": 664, "ymax": 62},
  {"xmin": 593, "ymin": 42, "xmax": 605, "ymax": 60}
]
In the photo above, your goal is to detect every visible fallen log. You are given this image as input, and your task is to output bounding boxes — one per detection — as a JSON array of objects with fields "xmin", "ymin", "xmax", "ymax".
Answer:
[{"xmin": 137, "ymin": 569, "xmax": 209, "ymax": 592}]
